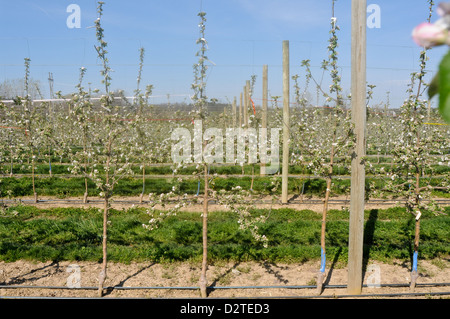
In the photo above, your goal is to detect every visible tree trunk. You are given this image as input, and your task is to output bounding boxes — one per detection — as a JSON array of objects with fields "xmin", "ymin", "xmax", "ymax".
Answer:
[
  {"xmin": 32, "ymin": 158, "xmax": 37, "ymax": 203},
  {"xmin": 140, "ymin": 164, "xmax": 145, "ymax": 203},
  {"xmin": 199, "ymin": 164, "xmax": 208, "ymax": 298},
  {"xmin": 317, "ymin": 144, "xmax": 335, "ymax": 295},
  {"xmin": 98, "ymin": 195, "xmax": 109, "ymax": 297},
  {"xmin": 410, "ymin": 216, "xmax": 420, "ymax": 291},
  {"xmin": 10, "ymin": 155, "xmax": 13, "ymax": 177},
  {"xmin": 250, "ymin": 165, "xmax": 254, "ymax": 191},
  {"xmin": 48, "ymin": 156, "xmax": 52, "ymax": 177},
  {"xmin": 83, "ymin": 177, "xmax": 89, "ymax": 204},
  {"xmin": 317, "ymin": 175, "xmax": 332, "ymax": 294},
  {"xmin": 99, "ymin": 138, "xmax": 111, "ymax": 298},
  {"xmin": 410, "ymin": 171, "xmax": 421, "ymax": 291},
  {"xmin": 83, "ymin": 154, "xmax": 89, "ymax": 204}
]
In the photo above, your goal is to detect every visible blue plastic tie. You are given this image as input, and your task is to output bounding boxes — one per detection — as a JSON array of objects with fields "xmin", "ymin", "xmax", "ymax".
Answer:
[
  {"xmin": 196, "ymin": 181, "xmax": 200, "ymax": 196},
  {"xmin": 412, "ymin": 251, "xmax": 418, "ymax": 272},
  {"xmin": 320, "ymin": 248, "xmax": 326, "ymax": 273}
]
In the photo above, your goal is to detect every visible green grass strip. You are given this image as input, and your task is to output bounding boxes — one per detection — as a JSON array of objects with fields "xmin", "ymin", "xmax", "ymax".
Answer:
[{"xmin": 0, "ymin": 206, "xmax": 448, "ymax": 264}]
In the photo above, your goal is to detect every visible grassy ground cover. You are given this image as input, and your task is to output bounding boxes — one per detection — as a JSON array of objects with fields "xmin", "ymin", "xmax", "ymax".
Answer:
[{"xmin": 0, "ymin": 205, "xmax": 448, "ymax": 265}]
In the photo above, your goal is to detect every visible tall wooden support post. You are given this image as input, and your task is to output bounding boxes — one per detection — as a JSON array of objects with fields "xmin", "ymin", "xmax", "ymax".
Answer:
[
  {"xmin": 261, "ymin": 65, "xmax": 268, "ymax": 176},
  {"xmin": 243, "ymin": 85, "xmax": 248, "ymax": 128},
  {"xmin": 348, "ymin": 0, "xmax": 367, "ymax": 295},
  {"xmin": 281, "ymin": 41, "xmax": 290, "ymax": 204},
  {"xmin": 246, "ymin": 80, "xmax": 251, "ymax": 125},
  {"xmin": 233, "ymin": 97, "xmax": 237, "ymax": 129},
  {"xmin": 223, "ymin": 106, "xmax": 227, "ymax": 130},
  {"xmin": 239, "ymin": 93, "xmax": 243, "ymax": 128},
  {"xmin": 48, "ymin": 72, "xmax": 54, "ymax": 121}
]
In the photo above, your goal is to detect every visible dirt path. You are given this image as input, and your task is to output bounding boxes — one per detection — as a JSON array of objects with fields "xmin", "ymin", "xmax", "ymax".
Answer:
[{"xmin": 0, "ymin": 258, "xmax": 449, "ymax": 299}]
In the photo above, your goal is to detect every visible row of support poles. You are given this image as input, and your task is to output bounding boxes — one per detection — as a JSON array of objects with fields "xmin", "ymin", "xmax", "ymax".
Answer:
[
  {"xmin": 278, "ymin": 1, "xmax": 366, "ymax": 294},
  {"xmin": 231, "ymin": 17, "xmax": 366, "ymax": 292},
  {"xmin": 236, "ymin": 82, "xmax": 251, "ymax": 130},
  {"xmin": 231, "ymin": 65, "xmax": 269, "ymax": 174}
]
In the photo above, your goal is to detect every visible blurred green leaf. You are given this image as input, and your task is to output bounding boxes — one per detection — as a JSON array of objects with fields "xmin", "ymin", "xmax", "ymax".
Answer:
[
  {"xmin": 439, "ymin": 50, "xmax": 450, "ymax": 123},
  {"xmin": 428, "ymin": 72, "xmax": 439, "ymax": 99}
]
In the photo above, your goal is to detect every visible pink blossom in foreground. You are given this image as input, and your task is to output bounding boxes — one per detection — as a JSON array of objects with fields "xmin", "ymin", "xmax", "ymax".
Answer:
[
  {"xmin": 412, "ymin": 22, "xmax": 449, "ymax": 48},
  {"xmin": 437, "ymin": 2, "xmax": 450, "ymax": 17},
  {"xmin": 436, "ymin": 2, "xmax": 450, "ymax": 30}
]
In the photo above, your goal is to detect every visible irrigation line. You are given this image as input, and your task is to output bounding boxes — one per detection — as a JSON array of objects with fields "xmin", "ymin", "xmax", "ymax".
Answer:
[
  {"xmin": 256, "ymin": 291, "xmax": 450, "ymax": 299},
  {"xmin": 2, "ymin": 291, "xmax": 450, "ymax": 300},
  {"xmin": 1, "ymin": 280, "xmax": 450, "ymax": 300},
  {"xmin": 1, "ymin": 282, "xmax": 449, "ymax": 291},
  {"xmin": 290, "ymin": 291, "xmax": 450, "ymax": 299},
  {"xmin": 1, "ymin": 290, "xmax": 450, "ymax": 300}
]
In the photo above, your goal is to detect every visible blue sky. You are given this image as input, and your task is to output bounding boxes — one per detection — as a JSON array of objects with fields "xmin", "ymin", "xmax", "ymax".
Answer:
[{"xmin": 0, "ymin": 0, "xmax": 448, "ymax": 108}]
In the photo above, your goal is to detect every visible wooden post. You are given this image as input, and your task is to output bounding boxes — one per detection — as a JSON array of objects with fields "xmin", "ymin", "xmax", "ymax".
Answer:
[
  {"xmin": 246, "ymin": 80, "xmax": 252, "ymax": 166},
  {"xmin": 262, "ymin": 64, "xmax": 268, "ymax": 127},
  {"xmin": 48, "ymin": 72, "xmax": 54, "ymax": 121},
  {"xmin": 246, "ymin": 80, "xmax": 251, "ymax": 125},
  {"xmin": 244, "ymin": 82, "xmax": 250, "ymax": 128},
  {"xmin": 348, "ymin": 0, "xmax": 367, "ymax": 295},
  {"xmin": 239, "ymin": 92, "xmax": 243, "ymax": 128},
  {"xmin": 223, "ymin": 106, "xmax": 227, "ymax": 130},
  {"xmin": 261, "ymin": 65, "xmax": 268, "ymax": 176},
  {"xmin": 282, "ymin": 41, "xmax": 290, "ymax": 204},
  {"xmin": 233, "ymin": 96, "xmax": 237, "ymax": 129}
]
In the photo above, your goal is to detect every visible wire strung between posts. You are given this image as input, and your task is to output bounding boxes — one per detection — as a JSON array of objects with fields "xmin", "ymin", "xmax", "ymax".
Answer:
[{"xmin": 3, "ymin": 198, "xmax": 450, "ymax": 207}]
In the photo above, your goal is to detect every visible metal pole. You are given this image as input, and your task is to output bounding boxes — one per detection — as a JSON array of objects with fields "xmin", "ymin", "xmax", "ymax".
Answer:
[
  {"xmin": 348, "ymin": 0, "xmax": 366, "ymax": 295},
  {"xmin": 282, "ymin": 41, "xmax": 290, "ymax": 204}
]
